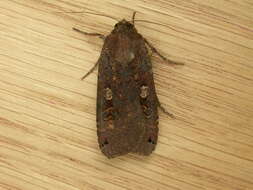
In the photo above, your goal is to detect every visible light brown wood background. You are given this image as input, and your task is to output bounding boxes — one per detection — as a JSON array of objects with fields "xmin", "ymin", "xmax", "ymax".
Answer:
[{"xmin": 0, "ymin": 0, "xmax": 253, "ymax": 189}]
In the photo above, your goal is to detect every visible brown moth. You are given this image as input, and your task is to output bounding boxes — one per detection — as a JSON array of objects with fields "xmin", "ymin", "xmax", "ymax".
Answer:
[{"xmin": 73, "ymin": 12, "xmax": 182, "ymax": 158}]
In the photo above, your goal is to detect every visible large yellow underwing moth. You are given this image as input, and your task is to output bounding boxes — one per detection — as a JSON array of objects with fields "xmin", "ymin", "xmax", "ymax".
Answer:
[{"xmin": 73, "ymin": 12, "xmax": 183, "ymax": 158}]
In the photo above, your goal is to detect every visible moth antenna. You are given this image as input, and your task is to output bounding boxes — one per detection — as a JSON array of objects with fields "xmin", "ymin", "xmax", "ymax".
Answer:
[
  {"xmin": 53, "ymin": 10, "xmax": 119, "ymax": 22},
  {"xmin": 132, "ymin": 11, "xmax": 137, "ymax": 25},
  {"xmin": 134, "ymin": 19, "xmax": 179, "ymax": 32}
]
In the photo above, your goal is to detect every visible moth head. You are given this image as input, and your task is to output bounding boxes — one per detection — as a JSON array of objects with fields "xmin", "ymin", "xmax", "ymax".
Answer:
[{"xmin": 113, "ymin": 19, "xmax": 136, "ymax": 33}]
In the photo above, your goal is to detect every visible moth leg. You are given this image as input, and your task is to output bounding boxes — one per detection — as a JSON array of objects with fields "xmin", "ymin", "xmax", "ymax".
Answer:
[
  {"xmin": 81, "ymin": 61, "xmax": 99, "ymax": 80},
  {"xmin": 73, "ymin": 27, "xmax": 105, "ymax": 40},
  {"xmin": 157, "ymin": 99, "xmax": 175, "ymax": 118},
  {"xmin": 144, "ymin": 39, "xmax": 184, "ymax": 65}
]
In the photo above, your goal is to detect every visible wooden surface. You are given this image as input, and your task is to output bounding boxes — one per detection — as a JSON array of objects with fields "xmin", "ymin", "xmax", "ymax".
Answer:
[{"xmin": 1, "ymin": 0, "xmax": 253, "ymax": 189}]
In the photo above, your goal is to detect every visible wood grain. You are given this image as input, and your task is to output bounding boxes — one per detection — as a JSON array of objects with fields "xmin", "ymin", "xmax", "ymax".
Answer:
[{"xmin": 0, "ymin": 0, "xmax": 253, "ymax": 189}]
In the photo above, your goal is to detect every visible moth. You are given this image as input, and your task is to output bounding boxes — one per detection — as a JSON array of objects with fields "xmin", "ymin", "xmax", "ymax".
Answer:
[{"xmin": 73, "ymin": 12, "xmax": 182, "ymax": 158}]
